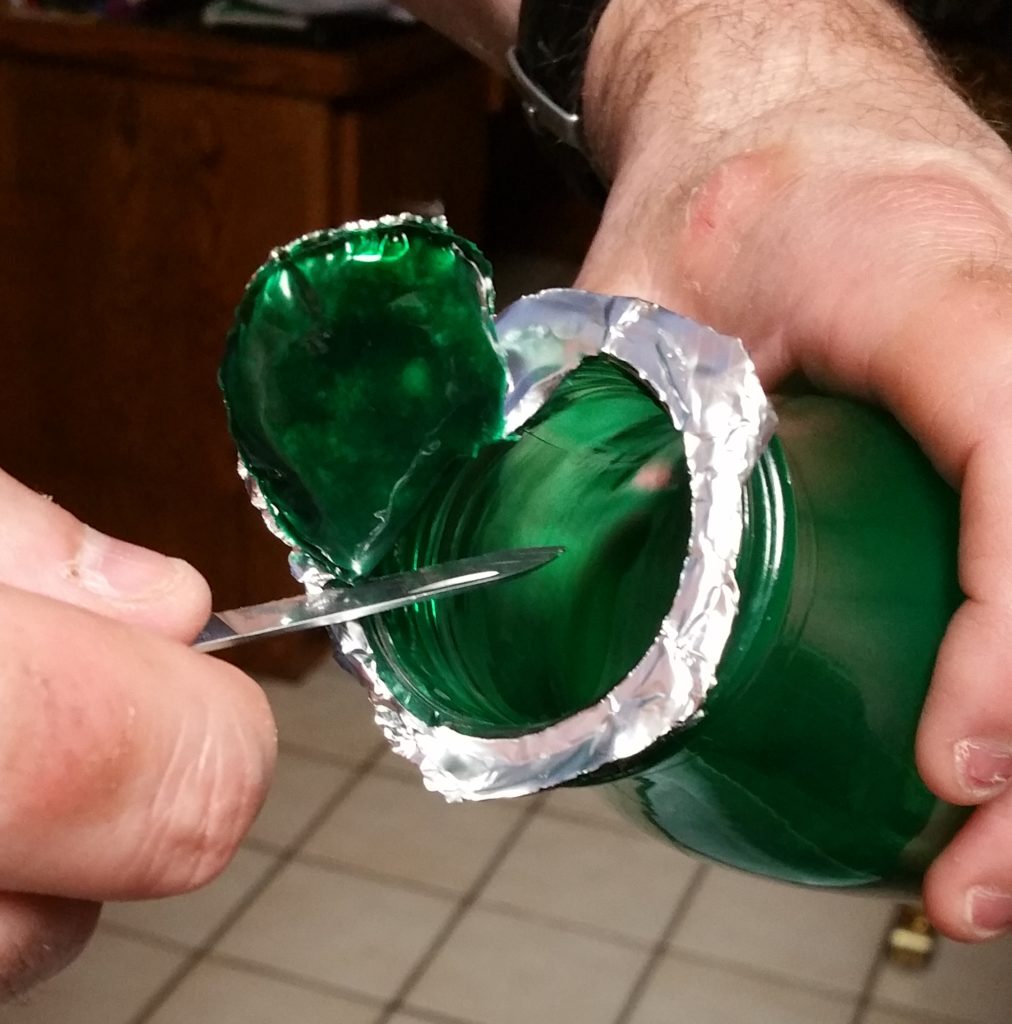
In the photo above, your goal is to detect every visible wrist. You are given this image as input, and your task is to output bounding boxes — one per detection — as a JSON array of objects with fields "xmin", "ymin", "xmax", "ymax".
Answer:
[{"xmin": 581, "ymin": 0, "xmax": 1000, "ymax": 188}]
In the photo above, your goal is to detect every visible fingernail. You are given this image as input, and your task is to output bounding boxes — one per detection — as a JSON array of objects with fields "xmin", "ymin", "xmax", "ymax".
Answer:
[
  {"xmin": 70, "ymin": 526, "xmax": 184, "ymax": 600},
  {"xmin": 967, "ymin": 886, "xmax": 1012, "ymax": 937},
  {"xmin": 954, "ymin": 738, "xmax": 1012, "ymax": 798}
]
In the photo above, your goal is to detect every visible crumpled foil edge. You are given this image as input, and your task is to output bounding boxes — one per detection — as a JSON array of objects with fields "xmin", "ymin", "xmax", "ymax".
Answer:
[
  {"xmin": 238, "ymin": 276, "xmax": 775, "ymax": 801},
  {"xmin": 234, "ymin": 210, "xmax": 497, "ymax": 591}
]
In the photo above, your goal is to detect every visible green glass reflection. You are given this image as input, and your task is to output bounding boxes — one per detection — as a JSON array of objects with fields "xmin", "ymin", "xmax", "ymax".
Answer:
[
  {"xmin": 221, "ymin": 219, "xmax": 967, "ymax": 891},
  {"xmin": 367, "ymin": 357, "xmax": 691, "ymax": 734},
  {"xmin": 597, "ymin": 398, "xmax": 967, "ymax": 889},
  {"xmin": 220, "ymin": 220, "xmax": 506, "ymax": 580}
]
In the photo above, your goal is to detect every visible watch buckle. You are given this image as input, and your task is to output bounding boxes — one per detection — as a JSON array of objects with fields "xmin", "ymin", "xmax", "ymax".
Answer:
[{"xmin": 506, "ymin": 47, "xmax": 583, "ymax": 150}]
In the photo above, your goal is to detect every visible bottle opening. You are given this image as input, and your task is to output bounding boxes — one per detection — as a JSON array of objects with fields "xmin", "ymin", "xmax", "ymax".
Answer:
[
  {"xmin": 223, "ymin": 218, "xmax": 774, "ymax": 798},
  {"xmin": 364, "ymin": 356, "xmax": 692, "ymax": 736}
]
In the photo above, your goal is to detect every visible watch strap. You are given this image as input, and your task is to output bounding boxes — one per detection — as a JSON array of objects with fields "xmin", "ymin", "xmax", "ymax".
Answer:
[{"xmin": 509, "ymin": 0, "xmax": 612, "ymax": 199}]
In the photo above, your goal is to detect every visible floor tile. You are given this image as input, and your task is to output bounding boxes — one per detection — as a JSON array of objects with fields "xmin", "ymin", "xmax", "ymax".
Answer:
[
  {"xmin": 247, "ymin": 750, "xmax": 351, "ymax": 850},
  {"xmin": 626, "ymin": 951, "xmax": 855, "ymax": 1024},
  {"xmin": 216, "ymin": 860, "xmax": 456, "ymax": 1001},
  {"xmin": 7, "ymin": 929, "xmax": 184, "ymax": 1024},
  {"xmin": 863, "ymin": 1006, "xmax": 975, "ymax": 1024},
  {"xmin": 373, "ymin": 746, "xmax": 423, "ymax": 783},
  {"xmin": 261, "ymin": 654, "xmax": 385, "ymax": 765},
  {"xmin": 303, "ymin": 773, "xmax": 525, "ymax": 894},
  {"xmin": 872, "ymin": 931, "xmax": 1012, "ymax": 1024},
  {"xmin": 385, "ymin": 1016, "xmax": 473, "ymax": 1024},
  {"xmin": 406, "ymin": 905, "xmax": 646, "ymax": 1024},
  {"xmin": 482, "ymin": 815, "xmax": 697, "ymax": 944},
  {"xmin": 542, "ymin": 785, "xmax": 639, "ymax": 833},
  {"xmin": 146, "ymin": 959, "xmax": 378, "ymax": 1024},
  {"xmin": 670, "ymin": 867, "xmax": 894, "ymax": 995},
  {"xmin": 102, "ymin": 847, "xmax": 276, "ymax": 948}
]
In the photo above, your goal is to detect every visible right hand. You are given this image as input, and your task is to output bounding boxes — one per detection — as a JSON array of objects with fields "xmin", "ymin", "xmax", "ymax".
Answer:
[
  {"xmin": 575, "ymin": 0, "xmax": 1012, "ymax": 942},
  {"xmin": 0, "ymin": 469, "xmax": 276, "ymax": 997}
]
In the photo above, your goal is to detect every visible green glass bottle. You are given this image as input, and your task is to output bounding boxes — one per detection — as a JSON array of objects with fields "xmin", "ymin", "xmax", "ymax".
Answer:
[
  {"xmin": 599, "ymin": 394, "xmax": 967, "ymax": 889},
  {"xmin": 222, "ymin": 216, "xmax": 966, "ymax": 892}
]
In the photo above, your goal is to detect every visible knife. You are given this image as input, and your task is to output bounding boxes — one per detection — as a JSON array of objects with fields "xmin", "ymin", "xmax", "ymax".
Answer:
[{"xmin": 193, "ymin": 546, "xmax": 564, "ymax": 653}]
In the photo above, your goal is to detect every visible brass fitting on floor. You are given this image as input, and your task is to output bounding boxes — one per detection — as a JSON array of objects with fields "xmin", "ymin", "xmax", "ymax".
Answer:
[{"xmin": 886, "ymin": 903, "xmax": 937, "ymax": 970}]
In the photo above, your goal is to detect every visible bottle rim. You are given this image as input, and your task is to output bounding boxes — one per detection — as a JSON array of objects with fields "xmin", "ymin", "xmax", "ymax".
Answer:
[{"xmin": 327, "ymin": 287, "xmax": 777, "ymax": 801}]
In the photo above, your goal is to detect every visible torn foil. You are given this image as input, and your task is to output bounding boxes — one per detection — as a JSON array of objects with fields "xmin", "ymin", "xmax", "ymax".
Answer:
[{"xmin": 243, "ymin": 287, "xmax": 775, "ymax": 801}]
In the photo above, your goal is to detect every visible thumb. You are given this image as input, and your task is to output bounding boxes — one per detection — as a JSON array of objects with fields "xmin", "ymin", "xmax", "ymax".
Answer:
[
  {"xmin": 0, "ymin": 584, "xmax": 276, "ymax": 901},
  {"xmin": 0, "ymin": 469, "xmax": 210, "ymax": 640}
]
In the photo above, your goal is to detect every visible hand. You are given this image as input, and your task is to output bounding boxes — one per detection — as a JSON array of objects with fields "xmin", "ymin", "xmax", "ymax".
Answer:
[
  {"xmin": 0, "ymin": 470, "xmax": 276, "ymax": 994},
  {"xmin": 576, "ymin": 0, "xmax": 1012, "ymax": 940}
]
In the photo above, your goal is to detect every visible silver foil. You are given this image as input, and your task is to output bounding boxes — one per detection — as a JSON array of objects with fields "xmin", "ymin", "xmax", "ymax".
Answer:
[
  {"xmin": 238, "ymin": 262, "xmax": 775, "ymax": 799},
  {"xmin": 326, "ymin": 289, "xmax": 776, "ymax": 801},
  {"xmin": 237, "ymin": 210, "xmax": 495, "ymax": 596}
]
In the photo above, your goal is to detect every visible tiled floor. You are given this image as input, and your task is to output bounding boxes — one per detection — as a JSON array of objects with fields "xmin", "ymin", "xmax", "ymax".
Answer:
[{"xmin": 9, "ymin": 655, "xmax": 1012, "ymax": 1024}]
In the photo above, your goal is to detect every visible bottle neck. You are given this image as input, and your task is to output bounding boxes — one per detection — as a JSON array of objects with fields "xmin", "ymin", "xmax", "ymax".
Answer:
[
  {"xmin": 366, "ymin": 356, "xmax": 692, "ymax": 738},
  {"xmin": 370, "ymin": 429, "xmax": 796, "ymax": 760}
]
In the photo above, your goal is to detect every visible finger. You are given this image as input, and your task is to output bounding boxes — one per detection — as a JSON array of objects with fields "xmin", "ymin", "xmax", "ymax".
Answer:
[
  {"xmin": 871, "ymin": 251, "xmax": 1012, "ymax": 814},
  {"xmin": 915, "ymin": 423, "xmax": 1012, "ymax": 804},
  {"xmin": 584, "ymin": 154, "xmax": 1012, "ymax": 770},
  {"xmin": 0, "ymin": 469, "xmax": 210, "ymax": 641},
  {"xmin": 0, "ymin": 894, "xmax": 99, "ymax": 1000},
  {"xmin": 0, "ymin": 584, "xmax": 275, "ymax": 901},
  {"xmin": 580, "ymin": 153, "xmax": 1012, "ymax": 922},
  {"xmin": 925, "ymin": 791, "xmax": 1012, "ymax": 941}
]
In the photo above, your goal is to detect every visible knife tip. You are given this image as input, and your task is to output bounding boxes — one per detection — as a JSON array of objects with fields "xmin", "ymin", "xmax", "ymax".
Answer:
[{"xmin": 491, "ymin": 545, "xmax": 565, "ymax": 578}]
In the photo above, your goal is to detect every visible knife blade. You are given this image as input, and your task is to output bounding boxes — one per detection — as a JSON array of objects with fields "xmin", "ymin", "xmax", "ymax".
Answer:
[{"xmin": 193, "ymin": 546, "xmax": 564, "ymax": 653}]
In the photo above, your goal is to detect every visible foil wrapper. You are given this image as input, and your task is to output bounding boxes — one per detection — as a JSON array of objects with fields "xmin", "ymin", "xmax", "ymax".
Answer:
[
  {"xmin": 333, "ymin": 289, "xmax": 774, "ymax": 800},
  {"xmin": 241, "ymin": 277, "xmax": 775, "ymax": 799},
  {"xmin": 234, "ymin": 210, "xmax": 496, "ymax": 590}
]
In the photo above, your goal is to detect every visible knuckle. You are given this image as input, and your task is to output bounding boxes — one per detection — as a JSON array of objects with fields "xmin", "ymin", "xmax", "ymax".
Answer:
[{"xmin": 684, "ymin": 147, "xmax": 793, "ymax": 246}]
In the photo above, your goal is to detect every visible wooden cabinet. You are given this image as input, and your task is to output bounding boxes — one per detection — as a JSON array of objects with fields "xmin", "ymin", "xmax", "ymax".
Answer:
[{"xmin": 0, "ymin": 12, "xmax": 489, "ymax": 674}]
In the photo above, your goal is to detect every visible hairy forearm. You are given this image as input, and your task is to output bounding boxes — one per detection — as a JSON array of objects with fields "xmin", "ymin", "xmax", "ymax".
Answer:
[
  {"xmin": 584, "ymin": 0, "xmax": 1005, "ymax": 184},
  {"xmin": 402, "ymin": 0, "xmax": 1005, "ymax": 188},
  {"xmin": 395, "ymin": 0, "xmax": 520, "ymax": 69}
]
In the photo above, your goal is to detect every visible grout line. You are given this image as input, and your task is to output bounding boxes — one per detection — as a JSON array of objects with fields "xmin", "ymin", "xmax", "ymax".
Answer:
[
  {"xmin": 280, "ymin": 847, "xmax": 668, "ymax": 954},
  {"xmin": 371, "ymin": 798, "xmax": 544, "ymax": 1024},
  {"xmin": 391, "ymin": 1004, "xmax": 486, "ymax": 1024},
  {"xmin": 611, "ymin": 865, "xmax": 711, "ymax": 1024},
  {"xmin": 658, "ymin": 944, "xmax": 866, "ymax": 1007},
  {"xmin": 847, "ymin": 917, "xmax": 892, "ymax": 1024},
  {"xmin": 475, "ymin": 899, "xmax": 655, "ymax": 953},
  {"xmin": 369, "ymin": 760, "xmax": 422, "ymax": 782},
  {"xmin": 126, "ymin": 744, "xmax": 387, "ymax": 1024},
  {"xmin": 203, "ymin": 950, "xmax": 387, "ymax": 1012},
  {"xmin": 865, "ymin": 1000, "xmax": 981, "ymax": 1024},
  {"xmin": 98, "ymin": 920, "xmax": 194, "ymax": 956},
  {"xmin": 540, "ymin": 806, "xmax": 641, "ymax": 837},
  {"xmin": 240, "ymin": 835, "xmax": 287, "ymax": 857},
  {"xmin": 278, "ymin": 738, "xmax": 387, "ymax": 768},
  {"xmin": 290, "ymin": 850, "xmax": 463, "ymax": 901},
  {"xmin": 271, "ymin": 841, "xmax": 678, "ymax": 957}
]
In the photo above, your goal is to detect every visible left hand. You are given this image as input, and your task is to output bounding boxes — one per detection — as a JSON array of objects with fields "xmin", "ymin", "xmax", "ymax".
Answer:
[{"xmin": 576, "ymin": 0, "xmax": 1012, "ymax": 941}]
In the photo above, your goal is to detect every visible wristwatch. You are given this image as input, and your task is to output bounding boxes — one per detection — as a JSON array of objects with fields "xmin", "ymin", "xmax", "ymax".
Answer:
[{"xmin": 506, "ymin": 0, "xmax": 611, "ymax": 201}]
